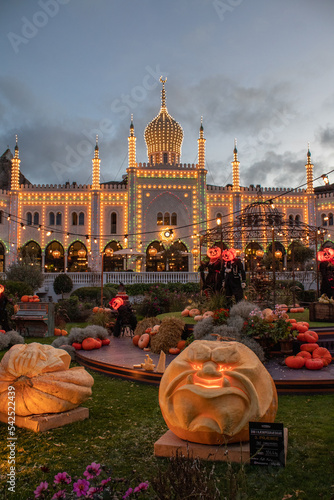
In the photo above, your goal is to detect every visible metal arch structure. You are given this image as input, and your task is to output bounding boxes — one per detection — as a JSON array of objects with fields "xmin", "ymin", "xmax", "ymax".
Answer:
[{"xmin": 199, "ymin": 199, "xmax": 326, "ymax": 305}]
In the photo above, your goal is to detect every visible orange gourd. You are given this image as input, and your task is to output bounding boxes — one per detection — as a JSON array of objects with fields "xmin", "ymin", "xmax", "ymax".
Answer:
[
  {"xmin": 188, "ymin": 308, "xmax": 201, "ymax": 318},
  {"xmin": 94, "ymin": 338, "xmax": 102, "ymax": 348},
  {"xmin": 61, "ymin": 329, "xmax": 68, "ymax": 336},
  {"xmin": 82, "ymin": 337, "xmax": 98, "ymax": 350},
  {"xmin": 285, "ymin": 355, "xmax": 305, "ymax": 369},
  {"xmin": 72, "ymin": 342, "xmax": 82, "ymax": 350},
  {"xmin": 169, "ymin": 347, "xmax": 181, "ymax": 355},
  {"xmin": 138, "ymin": 333, "xmax": 150, "ymax": 349},
  {"xmin": 93, "ymin": 307, "xmax": 99, "ymax": 313},
  {"xmin": 181, "ymin": 309, "xmax": 190, "ymax": 317},
  {"xmin": 295, "ymin": 323, "xmax": 308, "ymax": 334},
  {"xmin": 54, "ymin": 328, "xmax": 62, "ymax": 336},
  {"xmin": 177, "ymin": 340, "xmax": 186, "ymax": 351},
  {"xmin": 132, "ymin": 335, "xmax": 141, "ymax": 346},
  {"xmin": 101, "ymin": 339, "xmax": 110, "ymax": 346},
  {"xmin": 304, "ymin": 331, "xmax": 319, "ymax": 343},
  {"xmin": 305, "ymin": 358, "xmax": 324, "ymax": 370},
  {"xmin": 21, "ymin": 295, "xmax": 29, "ymax": 302},
  {"xmin": 296, "ymin": 351, "xmax": 312, "ymax": 359},
  {"xmin": 312, "ymin": 347, "xmax": 332, "ymax": 367},
  {"xmin": 300, "ymin": 343, "xmax": 319, "ymax": 353}
]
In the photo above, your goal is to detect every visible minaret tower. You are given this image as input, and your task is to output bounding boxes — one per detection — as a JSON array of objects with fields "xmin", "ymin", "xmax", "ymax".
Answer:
[
  {"xmin": 127, "ymin": 116, "xmax": 137, "ymax": 253},
  {"xmin": 92, "ymin": 135, "xmax": 101, "ymax": 190},
  {"xmin": 11, "ymin": 135, "xmax": 21, "ymax": 191},
  {"xmin": 197, "ymin": 117, "xmax": 206, "ymax": 169},
  {"xmin": 232, "ymin": 138, "xmax": 240, "ymax": 192},
  {"xmin": 305, "ymin": 144, "xmax": 314, "ymax": 194},
  {"xmin": 305, "ymin": 144, "xmax": 316, "ymax": 226}
]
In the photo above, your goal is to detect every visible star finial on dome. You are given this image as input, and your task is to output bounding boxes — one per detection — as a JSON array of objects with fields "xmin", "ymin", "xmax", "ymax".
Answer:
[{"xmin": 160, "ymin": 76, "xmax": 167, "ymax": 108}]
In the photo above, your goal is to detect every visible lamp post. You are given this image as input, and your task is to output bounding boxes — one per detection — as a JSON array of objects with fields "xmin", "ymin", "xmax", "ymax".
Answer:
[{"xmin": 101, "ymin": 247, "xmax": 113, "ymax": 306}]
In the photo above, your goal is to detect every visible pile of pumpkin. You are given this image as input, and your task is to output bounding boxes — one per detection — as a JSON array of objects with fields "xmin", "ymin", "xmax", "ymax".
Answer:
[
  {"xmin": 20, "ymin": 295, "xmax": 40, "ymax": 303},
  {"xmin": 71, "ymin": 337, "xmax": 110, "ymax": 351},
  {"xmin": 54, "ymin": 328, "xmax": 68, "ymax": 336},
  {"xmin": 133, "ymin": 324, "xmax": 186, "ymax": 355},
  {"xmin": 92, "ymin": 306, "xmax": 112, "ymax": 314},
  {"xmin": 181, "ymin": 306, "xmax": 214, "ymax": 321},
  {"xmin": 285, "ymin": 322, "xmax": 332, "ymax": 370}
]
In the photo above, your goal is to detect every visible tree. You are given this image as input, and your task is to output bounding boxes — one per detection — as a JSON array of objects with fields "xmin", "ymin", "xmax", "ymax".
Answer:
[
  {"xmin": 53, "ymin": 274, "xmax": 73, "ymax": 299},
  {"xmin": 288, "ymin": 242, "xmax": 315, "ymax": 271},
  {"xmin": 5, "ymin": 256, "xmax": 44, "ymax": 292}
]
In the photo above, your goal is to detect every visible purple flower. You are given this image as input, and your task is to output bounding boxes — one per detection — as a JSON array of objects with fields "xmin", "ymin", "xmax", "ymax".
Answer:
[
  {"xmin": 123, "ymin": 487, "xmax": 133, "ymax": 499},
  {"xmin": 83, "ymin": 462, "xmax": 101, "ymax": 480},
  {"xmin": 73, "ymin": 478, "xmax": 90, "ymax": 497},
  {"xmin": 51, "ymin": 491, "xmax": 67, "ymax": 499},
  {"xmin": 86, "ymin": 486, "xmax": 102, "ymax": 497},
  {"xmin": 54, "ymin": 472, "xmax": 72, "ymax": 485},
  {"xmin": 34, "ymin": 481, "xmax": 49, "ymax": 498}
]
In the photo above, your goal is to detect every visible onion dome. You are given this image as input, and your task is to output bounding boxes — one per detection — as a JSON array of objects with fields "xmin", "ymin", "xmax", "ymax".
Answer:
[{"xmin": 144, "ymin": 77, "xmax": 183, "ymax": 165}]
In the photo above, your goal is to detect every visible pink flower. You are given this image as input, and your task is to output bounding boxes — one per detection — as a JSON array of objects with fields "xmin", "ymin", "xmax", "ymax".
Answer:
[
  {"xmin": 86, "ymin": 486, "xmax": 102, "ymax": 497},
  {"xmin": 34, "ymin": 481, "xmax": 49, "ymax": 498},
  {"xmin": 54, "ymin": 472, "xmax": 72, "ymax": 485},
  {"xmin": 133, "ymin": 481, "xmax": 149, "ymax": 493},
  {"xmin": 100, "ymin": 477, "xmax": 112, "ymax": 486},
  {"xmin": 123, "ymin": 487, "xmax": 133, "ymax": 499},
  {"xmin": 83, "ymin": 462, "xmax": 101, "ymax": 480},
  {"xmin": 51, "ymin": 491, "xmax": 67, "ymax": 499},
  {"xmin": 73, "ymin": 478, "xmax": 90, "ymax": 497}
]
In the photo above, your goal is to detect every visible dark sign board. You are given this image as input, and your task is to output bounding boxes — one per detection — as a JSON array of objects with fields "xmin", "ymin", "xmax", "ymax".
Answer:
[{"xmin": 249, "ymin": 422, "xmax": 285, "ymax": 467}]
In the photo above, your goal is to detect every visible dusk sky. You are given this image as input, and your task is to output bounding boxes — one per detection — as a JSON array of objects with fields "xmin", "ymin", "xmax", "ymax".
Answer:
[{"xmin": 1, "ymin": 0, "xmax": 334, "ymax": 190}]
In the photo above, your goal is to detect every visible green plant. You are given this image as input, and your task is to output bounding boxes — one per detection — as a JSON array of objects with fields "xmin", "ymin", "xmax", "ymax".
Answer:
[
  {"xmin": 72, "ymin": 286, "xmax": 116, "ymax": 305},
  {"xmin": 213, "ymin": 307, "xmax": 230, "ymax": 325},
  {"xmin": 2, "ymin": 280, "xmax": 33, "ymax": 300},
  {"xmin": 53, "ymin": 274, "xmax": 73, "ymax": 298},
  {"xmin": 5, "ymin": 256, "xmax": 44, "ymax": 292}
]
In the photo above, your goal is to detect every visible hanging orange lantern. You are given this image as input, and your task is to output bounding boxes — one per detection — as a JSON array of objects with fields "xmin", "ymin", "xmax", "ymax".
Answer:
[
  {"xmin": 77, "ymin": 249, "xmax": 86, "ymax": 258},
  {"xmin": 52, "ymin": 250, "xmax": 61, "ymax": 259},
  {"xmin": 274, "ymin": 250, "xmax": 282, "ymax": 259},
  {"xmin": 105, "ymin": 247, "xmax": 113, "ymax": 257},
  {"xmin": 256, "ymin": 249, "xmax": 264, "ymax": 258},
  {"xmin": 149, "ymin": 247, "xmax": 158, "ymax": 256}
]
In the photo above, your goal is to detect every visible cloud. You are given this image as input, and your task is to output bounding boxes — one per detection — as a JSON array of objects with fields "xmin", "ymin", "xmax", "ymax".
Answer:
[{"xmin": 317, "ymin": 125, "xmax": 334, "ymax": 146}]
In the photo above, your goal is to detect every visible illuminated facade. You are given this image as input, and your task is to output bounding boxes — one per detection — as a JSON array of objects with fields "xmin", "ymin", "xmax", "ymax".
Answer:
[{"xmin": 0, "ymin": 80, "xmax": 332, "ymax": 274}]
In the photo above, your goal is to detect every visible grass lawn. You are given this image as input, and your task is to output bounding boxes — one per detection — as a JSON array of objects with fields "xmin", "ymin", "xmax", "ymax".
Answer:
[{"xmin": 0, "ymin": 322, "xmax": 333, "ymax": 498}]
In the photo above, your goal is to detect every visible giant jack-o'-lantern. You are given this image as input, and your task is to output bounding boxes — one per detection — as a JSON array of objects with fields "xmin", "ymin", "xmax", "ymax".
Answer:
[
  {"xmin": 0, "ymin": 343, "xmax": 94, "ymax": 416},
  {"xmin": 317, "ymin": 247, "xmax": 334, "ymax": 262},
  {"xmin": 207, "ymin": 246, "xmax": 221, "ymax": 260},
  {"xmin": 109, "ymin": 296, "xmax": 124, "ymax": 310},
  {"xmin": 159, "ymin": 340, "xmax": 278, "ymax": 444},
  {"xmin": 222, "ymin": 248, "xmax": 237, "ymax": 262}
]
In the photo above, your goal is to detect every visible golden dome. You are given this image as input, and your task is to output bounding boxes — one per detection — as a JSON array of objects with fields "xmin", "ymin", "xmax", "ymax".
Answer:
[{"xmin": 144, "ymin": 77, "xmax": 183, "ymax": 164}]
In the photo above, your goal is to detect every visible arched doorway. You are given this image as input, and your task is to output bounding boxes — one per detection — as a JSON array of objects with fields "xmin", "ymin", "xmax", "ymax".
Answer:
[
  {"xmin": 68, "ymin": 241, "xmax": 88, "ymax": 272},
  {"xmin": 146, "ymin": 240, "xmax": 189, "ymax": 272},
  {"xmin": 45, "ymin": 241, "xmax": 65, "ymax": 272},
  {"xmin": 267, "ymin": 241, "xmax": 286, "ymax": 271},
  {"xmin": 0, "ymin": 242, "xmax": 5, "ymax": 272},
  {"xmin": 103, "ymin": 241, "xmax": 123, "ymax": 271},
  {"xmin": 146, "ymin": 241, "xmax": 164, "ymax": 272},
  {"xmin": 20, "ymin": 241, "xmax": 42, "ymax": 268}
]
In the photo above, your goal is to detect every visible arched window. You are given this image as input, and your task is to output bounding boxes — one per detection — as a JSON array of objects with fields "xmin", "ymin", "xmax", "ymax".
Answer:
[
  {"xmin": 322, "ymin": 213, "xmax": 328, "ymax": 226},
  {"xmin": 27, "ymin": 212, "xmax": 32, "ymax": 226},
  {"xmin": 157, "ymin": 212, "xmax": 163, "ymax": 225},
  {"xmin": 329, "ymin": 213, "xmax": 333, "ymax": 226},
  {"xmin": 72, "ymin": 212, "xmax": 78, "ymax": 225},
  {"xmin": 171, "ymin": 212, "xmax": 177, "ymax": 225},
  {"xmin": 163, "ymin": 152, "xmax": 168, "ymax": 164},
  {"xmin": 79, "ymin": 212, "xmax": 85, "ymax": 225},
  {"xmin": 0, "ymin": 211, "xmax": 3, "ymax": 224},
  {"xmin": 49, "ymin": 212, "xmax": 55, "ymax": 225},
  {"xmin": 289, "ymin": 214, "xmax": 294, "ymax": 226},
  {"xmin": 164, "ymin": 212, "xmax": 170, "ymax": 225},
  {"xmin": 295, "ymin": 214, "xmax": 301, "ymax": 226},
  {"xmin": 111, "ymin": 212, "xmax": 117, "ymax": 234},
  {"xmin": 56, "ymin": 212, "xmax": 62, "ymax": 225},
  {"xmin": 150, "ymin": 155, "xmax": 153, "ymax": 164},
  {"xmin": 33, "ymin": 212, "xmax": 39, "ymax": 225}
]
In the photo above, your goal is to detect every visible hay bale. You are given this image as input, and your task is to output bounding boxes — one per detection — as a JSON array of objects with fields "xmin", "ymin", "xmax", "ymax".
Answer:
[{"xmin": 150, "ymin": 317, "xmax": 184, "ymax": 354}]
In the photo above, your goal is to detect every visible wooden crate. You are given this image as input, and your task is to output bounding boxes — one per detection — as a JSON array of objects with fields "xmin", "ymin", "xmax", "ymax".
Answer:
[{"xmin": 309, "ymin": 302, "xmax": 334, "ymax": 322}]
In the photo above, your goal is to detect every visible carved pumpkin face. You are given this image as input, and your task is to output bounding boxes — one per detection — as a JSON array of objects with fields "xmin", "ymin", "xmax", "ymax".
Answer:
[
  {"xmin": 207, "ymin": 246, "xmax": 221, "ymax": 260},
  {"xmin": 222, "ymin": 248, "xmax": 237, "ymax": 262},
  {"xmin": 159, "ymin": 340, "xmax": 278, "ymax": 444},
  {"xmin": 109, "ymin": 297, "xmax": 124, "ymax": 310},
  {"xmin": 317, "ymin": 248, "xmax": 334, "ymax": 262}
]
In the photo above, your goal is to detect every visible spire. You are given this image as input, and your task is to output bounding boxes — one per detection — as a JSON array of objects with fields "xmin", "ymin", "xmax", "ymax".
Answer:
[
  {"xmin": 11, "ymin": 135, "xmax": 21, "ymax": 190},
  {"xmin": 197, "ymin": 117, "xmax": 206, "ymax": 169},
  {"xmin": 305, "ymin": 143, "xmax": 314, "ymax": 194},
  {"xmin": 128, "ymin": 114, "xmax": 136, "ymax": 169},
  {"xmin": 94, "ymin": 135, "xmax": 99, "ymax": 159},
  {"xmin": 232, "ymin": 139, "xmax": 240, "ymax": 192},
  {"xmin": 92, "ymin": 135, "xmax": 100, "ymax": 190},
  {"xmin": 160, "ymin": 76, "xmax": 167, "ymax": 109}
]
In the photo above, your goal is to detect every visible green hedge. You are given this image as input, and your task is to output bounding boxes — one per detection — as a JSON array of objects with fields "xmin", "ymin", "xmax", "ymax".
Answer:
[
  {"xmin": 1, "ymin": 280, "xmax": 33, "ymax": 299},
  {"xmin": 104, "ymin": 282, "xmax": 200, "ymax": 296},
  {"xmin": 71, "ymin": 286, "xmax": 117, "ymax": 304}
]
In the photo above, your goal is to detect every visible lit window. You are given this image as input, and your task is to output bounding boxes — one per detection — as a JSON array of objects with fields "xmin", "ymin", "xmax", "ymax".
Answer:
[
  {"xmin": 322, "ymin": 213, "xmax": 328, "ymax": 226},
  {"xmin": 157, "ymin": 212, "xmax": 163, "ymax": 225},
  {"xmin": 164, "ymin": 212, "xmax": 170, "ymax": 225},
  {"xmin": 72, "ymin": 213, "xmax": 78, "ymax": 225}
]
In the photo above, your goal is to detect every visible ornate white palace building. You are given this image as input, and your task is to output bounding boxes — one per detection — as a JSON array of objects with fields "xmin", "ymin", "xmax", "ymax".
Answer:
[{"xmin": 0, "ymin": 80, "xmax": 333, "ymax": 279}]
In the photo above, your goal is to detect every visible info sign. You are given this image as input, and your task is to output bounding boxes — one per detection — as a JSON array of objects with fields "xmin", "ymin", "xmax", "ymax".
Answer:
[{"xmin": 249, "ymin": 422, "xmax": 285, "ymax": 467}]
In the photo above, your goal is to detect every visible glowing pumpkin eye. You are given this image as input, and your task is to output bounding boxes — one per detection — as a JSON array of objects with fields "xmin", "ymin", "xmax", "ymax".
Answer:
[
  {"xmin": 218, "ymin": 365, "xmax": 232, "ymax": 372},
  {"xmin": 192, "ymin": 363, "xmax": 202, "ymax": 371}
]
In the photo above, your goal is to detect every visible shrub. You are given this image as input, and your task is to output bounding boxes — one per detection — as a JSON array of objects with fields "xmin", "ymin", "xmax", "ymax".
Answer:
[
  {"xmin": 5, "ymin": 257, "xmax": 44, "ymax": 292},
  {"xmin": 0, "ymin": 330, "xmax": 24, "ymax": 350},
  {"xmin": 72, "ymin": 286, "xmax": 116, "ymax": 305},
  {"xmin": 55, "ymin": 296, "xmax": 85, "ymax": 322},
  {"xmin": 2, "ymin": 280, "xmax": 33, "ymax": 300},
  {"xmin": 88, "ymin": 311, "xmax": 114, "ymax": 329},
  {"xmin": 53, "ymin": 274, "xmax": 73, "ymax": 298}
]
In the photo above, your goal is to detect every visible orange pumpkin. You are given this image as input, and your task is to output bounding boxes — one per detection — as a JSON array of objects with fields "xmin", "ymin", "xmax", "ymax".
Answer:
[
  {"xmin": 138, "ymin": 333, "xmax": 150, "ymax": 349},
  {"xmin": 132, "ymin": 335, "xmax": 141, "ymax": 346},
  {"xmin": 0, "ymin": 330, "xmax": 6, "ymax": 334},
  {"xmin": 305, "ymin": 358, "xmax": 324, "ymax": 370},
  {"xmin": 54, "ymin": 328, "xmax": 62, "ymax": 336},
  {"xmin": 94, "ymin": 338, "xmax": 102, "ymax": 348},
  {"xmin": 101, "ymin": 338, "xmax": 110, "ymax": 346},
  {"xmin": 181, "ymin": 309, "xmax": 190, "ymax": 317},
  {"xmin": 61, "ymin": 329, "xmax": 68, "ymax": 336},
  {"xmin": 297, "ymin": 333, "xmax": 307, "ymax": 342},
  {"xmin": 82, "ymin": 337, "xmax": 98, "ymax": 350},
  {"xmin": 312, "ymin": 347, "xmax": 332, "ymax": 367},
  {"xmin": 295, "ymin": 323, "xmax": 308, "ymax": 334},
  {"xmin": 296, "ymin": 351, "xmax": 312, "ymax": 359},
  {"xmin": 145, "ymin": 328, "xmax": 152, "ymax": 334},
  {"xmin": 177, "ymin": 340, "xmax": 186, "ymax": 351},
  {"xmin": 304, "ymin": 331, "xmax": 319, "ymax": 343},
  {"xmin": 300, "ymin": 343, "xmax": 319, "ymax": 353},
  {"xmin": 28, "ymin": 296, "xmax": 34, "ymax": 302},
  {"xmin": 72, "ymin": 342, "xmax": 82, "ymax": 350},
  {"xmin": 21, "ymin": 295, "xmax": 29, "ymax": 302},
  {"xmin": 13, "ymin": 304, "xmax": 19, "ymax": 313},
  {"xmin": 93, "ymin": 307, "xmax": 99, "ymax": 313},
  {"xmin": 285, "ymin": 355, "xmax": 305, "ymax": 369},
  {"xmin": 188, "ymin": 308, "xmax": 201, "ymax": 318},
  {"xmin": 169, "ymin": 347, "xmax": 181, "ymax": 355}
]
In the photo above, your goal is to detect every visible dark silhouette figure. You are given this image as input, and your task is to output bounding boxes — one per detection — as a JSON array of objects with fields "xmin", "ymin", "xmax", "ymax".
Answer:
[
  {"xmin": 223, "ymin": 258, "xmax": 246, "ymax": 307},
  {"xmin": 113, "ymin": 304, "xmax": 137, "ymax": 337},
  {"xmin": 320, "ymin": 261, "xmax": 334, "ymax": 298},
  {"xmin": 0, "ymin": 291, "xmax": 10, "ymax": 331}
]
